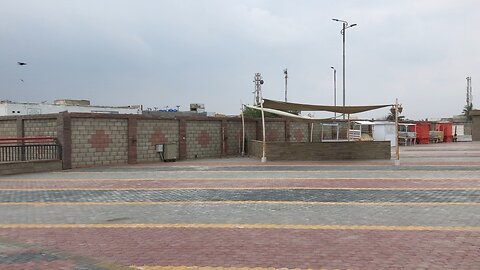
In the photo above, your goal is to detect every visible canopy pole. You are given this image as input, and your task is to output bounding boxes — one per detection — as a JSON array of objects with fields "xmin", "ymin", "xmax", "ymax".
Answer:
[
  {"xmin": 347, "ymin": 114, "xmax": 351, "ymax": 141},
  {"xmin": 310, "ymin": 122, "xmax": 314, "ymax": 142},
  {"xmin": 241, "ymin": 104, "xmax": 245, "ymax": 156},
  {"xmin": 260, "ymin": 99, "xmax": 267, "ymax": 163},
  {"xmin": 395, "ymin": 98, "xmax": 400, "ymax": 165}
]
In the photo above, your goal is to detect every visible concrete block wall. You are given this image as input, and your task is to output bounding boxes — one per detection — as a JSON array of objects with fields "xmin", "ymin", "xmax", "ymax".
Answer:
[
  {"xmin": 71, "ymin": 118, "xmax": 128, "ymax": 167},
  {"xmin": 186, "ymin": 120, "xmax": 221, "ymax": 159},
  {"xmin": 472, "ymin": 111, "xmax": 480, "ymax": 141},
  {"xmin": 24, "ymin": 119, "xmax": 57, "ymax": 137},
  {"xmin": 226, "ymin": 120, "xmax": 257, "ymax": 155},
  {"xmin": 0, "ymin": 120, "xmax": 17, "ymax": 137},
  {"xmin": 137, "ymin": 119, "xmax": 179, "ymax": 162},
  {"xmin": 249, "ymin": 140, "xmax": 391, "ymax": 161},
  {"xmin": 3, "ymin": 113, "xmax": 372, "ymax": 169},
  {"xmin": 312, "ymin": 122, "xmax": 323, "ymax": 142},
  {"xmin": 289, "ymin": 121, "xmax": 309, "ymax": 142}
]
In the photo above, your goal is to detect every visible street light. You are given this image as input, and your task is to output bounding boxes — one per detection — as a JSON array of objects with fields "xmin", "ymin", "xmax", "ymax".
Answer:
[
  {"xmin": 332, "ymin": 18, "xmax": 357, "ymax": 119},
  {"xmin": 330, "ymin": 66, "xmax": 337, "ymax": 119}
]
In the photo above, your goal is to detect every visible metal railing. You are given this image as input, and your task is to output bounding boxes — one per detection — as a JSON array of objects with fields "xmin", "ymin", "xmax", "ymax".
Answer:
[{"xmin": 0, "ymin": 137, "xmax": 62, "ymax": 163}]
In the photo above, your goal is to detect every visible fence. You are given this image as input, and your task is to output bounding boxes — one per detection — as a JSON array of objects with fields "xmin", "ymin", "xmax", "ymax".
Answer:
[{"xmin": 0, "ymin": 137, "xmax": 62, "ymax": 163}]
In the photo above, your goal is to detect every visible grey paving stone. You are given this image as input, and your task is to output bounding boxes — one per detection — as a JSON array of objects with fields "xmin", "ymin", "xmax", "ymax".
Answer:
[{"xmin": 0, "ymin": 189, "xmax": 479, "ymax": 203}]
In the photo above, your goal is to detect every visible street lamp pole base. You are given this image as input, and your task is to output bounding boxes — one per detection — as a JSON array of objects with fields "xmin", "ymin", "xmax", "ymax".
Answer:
[
  {"xmin": 261, "ymin": 157, "xmax": 267, "ymax": 163},
  {"xmin": 394, "ymin": 159, "xmax": 400, "ymax": 166}
]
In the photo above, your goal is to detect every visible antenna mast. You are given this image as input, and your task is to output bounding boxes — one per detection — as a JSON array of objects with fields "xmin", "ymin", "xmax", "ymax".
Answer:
[
  {"xmin": 253, "ymin": 73, "xmax": 264, "ymax": 106},
  {"xmin": 284, "ymin": 69, "xmax": 288, "ymax": 102},
  {"xmin": 466, "ymin": 76, "xmax": 473, "ymax": 107}
]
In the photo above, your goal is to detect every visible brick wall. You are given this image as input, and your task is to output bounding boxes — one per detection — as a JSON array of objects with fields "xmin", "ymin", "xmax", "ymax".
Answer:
[
  {"xmin": 226, "ymin": 120, "xmax": 257, "ymax": 155},
  {"xmin": 71, "ymin": 118, "xmax": 128, "ymax": 167},
  {"xmin": 3, "ymin": 113, "xmax": 379, "ymax": 169},
  {"xmin": 24, "ymin": 119, "xmax": 57, "ymax": 137},
  {"xmin": 186, "ymin": 120, "xmax": 221, "ymax": 159},
  {"xmin": 0, "ymin": 120, "xmax": 17, "ymax": 137},
  {"xmin": 137, "ymin": 119, "xmax": 179, "ymax": 162},
  {"xmin": 472, "ymin": 111, "xmax": 480, "ymax": 141}
]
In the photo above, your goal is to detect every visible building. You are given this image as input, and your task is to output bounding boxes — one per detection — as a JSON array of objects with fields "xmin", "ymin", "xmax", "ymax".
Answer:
[
  {"xmin": 472, "ymin": 110, "xmax": 480, "ymax": 141},
  {"xmin": 0, "ymin": 99, "xmax": 142, "ymax": 116}
]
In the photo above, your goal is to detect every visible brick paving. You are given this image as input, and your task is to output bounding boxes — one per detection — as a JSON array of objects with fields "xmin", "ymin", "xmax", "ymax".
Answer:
[
  {"xmin": 0, "ymin": 178, "xmax": 479, "ymax": 189},
  {"xmin": 0, "ymin": 142, "xmax": 479, "ymax": 269},
  {"xmin": 0, "ymin": 189, "xmax": 479, "ymax": 203}
]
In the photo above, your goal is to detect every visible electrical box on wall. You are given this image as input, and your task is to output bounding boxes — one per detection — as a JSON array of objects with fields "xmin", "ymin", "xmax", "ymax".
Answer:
[
  {"xmin": 163, "ymin": 144, "xmax": 177, "ymax": 162},
  {"xmin": 155, "ymin": 144, "xmax": 164, "ymax": 153}
]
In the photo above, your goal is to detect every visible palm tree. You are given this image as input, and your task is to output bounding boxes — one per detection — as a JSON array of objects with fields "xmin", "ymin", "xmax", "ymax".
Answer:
[
  {"xmin": 386, "ymin": 106, "xmax": 405, "ymax": 121},
  {"xmin": 463, "ymin": 103, "xmax": 473, "ymax": 121}
]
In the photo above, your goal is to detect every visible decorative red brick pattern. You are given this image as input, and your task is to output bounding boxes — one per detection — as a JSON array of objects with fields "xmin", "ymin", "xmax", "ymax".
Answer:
[
  {"xmin": 88, "ymin": 130, "xmax": 112, "ymax": 152},
  {"xmin": 294, "ymin": 129, "xmax": 304, "ymax": 142},
  {"xmin": 197, "ymin": 130, "xmax": 210, "ymax": 148},
  {"xmin": 0, "ymin": 228, "xmax": 477, "ymax": 269},
  {"xmin": 0, "ymin": 260, "xmax": 76, "ymax": 270},
  {"xmin": 265, "ymin": 130, "xmax": 278, "ymax": 142},
  {"xmin": 149, "ymin": 130, "xmax": 168, "ymax": 146}
]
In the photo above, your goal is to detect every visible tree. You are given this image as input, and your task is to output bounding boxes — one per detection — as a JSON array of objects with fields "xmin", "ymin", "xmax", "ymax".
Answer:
[
  {"xmin": 242, "ymin": 107, "xmax": 278, "ymax": 118},
  {"xmin": 385, "ymin": 106, "xmax": 405, "ymax": 121},
  {"xmin": 463, "ymin": 103, "xmax": 473, "ymax": 121},
  {"xmin": 242, "ymin": 107, "xmax": 300, "ymax": 118}
]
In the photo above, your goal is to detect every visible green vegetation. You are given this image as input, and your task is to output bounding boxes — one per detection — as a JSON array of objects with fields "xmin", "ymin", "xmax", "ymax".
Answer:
[{"xmin": 463, "ymin": 103, "xmax": 473, "ymax": 121}]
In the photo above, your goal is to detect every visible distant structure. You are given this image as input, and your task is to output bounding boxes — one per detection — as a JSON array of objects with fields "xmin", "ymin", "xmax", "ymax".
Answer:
[
  {"xmin": 466, "ymin": 76, "xmax": 473, "ymax": 108},
  {"xmin": 142, "ymin": 103, "xmax": 224, "ymax": 117},
  {"xmin": 253, "ymin": 73, "xmax": 264, "ymax": 106},
  {"xmin": 189, "ymin": 103, "xmax": 205, "ymax": 113},
  {"xmin": 0, "ymin": 99, "xmax": 142, "ymax": 116},
  {"xmin": 284, "ymin": 69, "xmax": 288, "ymax": 102}
]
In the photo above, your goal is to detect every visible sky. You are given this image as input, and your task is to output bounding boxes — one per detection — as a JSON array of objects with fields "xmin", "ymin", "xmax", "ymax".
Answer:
[{"xmin": 1, "ymin": 0, "xmax": 479, "ymax": 120}]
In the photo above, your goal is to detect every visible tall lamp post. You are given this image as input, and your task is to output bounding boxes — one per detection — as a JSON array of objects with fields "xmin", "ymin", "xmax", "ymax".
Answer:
[
  {"xmin": 332, "ymin": 18, "xmax": 357, "ymax": 119},
  {"xmin": 330, "ymin": 66, "xmax": 337, "ymax": 119}
]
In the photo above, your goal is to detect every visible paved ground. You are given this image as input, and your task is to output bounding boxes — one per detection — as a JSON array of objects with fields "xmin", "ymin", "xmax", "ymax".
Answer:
[{"xmin": 0, "ymin": 142, "xmax": 479, "ymax": 269}]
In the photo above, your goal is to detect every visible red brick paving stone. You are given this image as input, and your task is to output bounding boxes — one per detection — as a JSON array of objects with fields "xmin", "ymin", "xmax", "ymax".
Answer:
[
  {"xmin": 0, "ymin": 228, "xmax": 478, "ymax": 269},
  {"xmin": 0, "ymin": 261, "xmax": 75, "ymax": 270},
  {"xmin": 0, "ymin": 179, "xmax": 479, "ymax": 190}
]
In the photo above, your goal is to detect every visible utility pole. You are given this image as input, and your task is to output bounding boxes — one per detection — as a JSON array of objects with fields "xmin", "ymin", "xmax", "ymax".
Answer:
[
  {"xmin": 284, "ymin": 69, "xmax": 288, "ymax": 102},
  {"xmin": 332, "ymin": 19, "xmax": 357, "ymax": 119}
]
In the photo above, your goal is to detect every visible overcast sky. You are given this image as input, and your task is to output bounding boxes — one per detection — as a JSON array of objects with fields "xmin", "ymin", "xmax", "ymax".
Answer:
[{"xmin": 1, "ymin": 0, "xmax": 479, "ymax": 119}]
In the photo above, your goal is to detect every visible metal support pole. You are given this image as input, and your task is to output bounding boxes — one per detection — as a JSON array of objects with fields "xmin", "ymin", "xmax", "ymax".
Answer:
[
  {"xmin": 342, "ymin": 23, "xmax": 346, "ymax": 120},
  {"xmin": 395, "ymin": 98, "xmax": 400, "ymax": 165},
  {"xmin": 284, "ymin": 69, "xmax": 288, "ymax": 102},
  {"xmin": 347, "ymin": 114, "xmax": 351, "ymax": 141},
  {"xmin": 333, "ymin": 19, "xmax": 356, "ymax": 120},
  {"xmin": 331, "ymin": 67, "xmax": 337, "ymax": 119},
  {"xmin": 260, "ymin": 99, "xmax": 267, "ymax": 163},
  {"xmin": 241, "ymin": 104, "xmax": 245, "ymax": 156}
]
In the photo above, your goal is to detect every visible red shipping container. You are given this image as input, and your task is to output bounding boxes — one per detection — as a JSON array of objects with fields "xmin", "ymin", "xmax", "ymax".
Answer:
[
  {"xmin": 435, "ymin": 122, "xmax": 453, "ymax": 143},
  {"xmin": 416, "ymin": 122, "xmax": 429, "ymax": 144}
]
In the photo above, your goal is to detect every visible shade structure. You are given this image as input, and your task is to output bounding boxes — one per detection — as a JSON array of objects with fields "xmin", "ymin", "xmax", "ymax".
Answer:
[
  {"xmin": 262, "ymin": 99, "xmax": 392, "ymax": 114},
  {"xmin": 244, "ymin": 104, "xmax": 332, "ymax": 120}
]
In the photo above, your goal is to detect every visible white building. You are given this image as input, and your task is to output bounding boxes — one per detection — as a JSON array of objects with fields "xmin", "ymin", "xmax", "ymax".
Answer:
[
  {"xmin": 0, "ymin": 99, "xmax": 142, "ymax": 116},
  {"xmin": 353, "ymin": 121, "xmax": 396, "ymax": 144}
]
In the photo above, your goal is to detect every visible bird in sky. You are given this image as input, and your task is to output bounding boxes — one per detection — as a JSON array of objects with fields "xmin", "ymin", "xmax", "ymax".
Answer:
[
  {"xmin": 20, "ymin": 79, "xmax": 24, "ymax": 82},
  {"xmin": 17, "ymin": 62, "xmax": 27, "ymax": 65}
]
